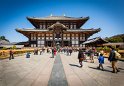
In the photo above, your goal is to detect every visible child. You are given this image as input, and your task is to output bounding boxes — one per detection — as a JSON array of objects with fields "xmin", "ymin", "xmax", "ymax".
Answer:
[
  {"xmin": 97, "ymin": 54, "xmax": 104, "ymax": 71},
  {"xmin": 26, "ymin": 52, "xmax": 31, "ymax": 58}
]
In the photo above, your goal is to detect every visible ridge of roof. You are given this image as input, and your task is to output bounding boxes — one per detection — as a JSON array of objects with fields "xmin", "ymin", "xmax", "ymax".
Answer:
[
  {"xmin": 84, "ymin": 37, "xmax": 108, "ymax": 43},
  {"xmin": 27, "ymin": 16, "xmax": 89, "ymax": 20}
]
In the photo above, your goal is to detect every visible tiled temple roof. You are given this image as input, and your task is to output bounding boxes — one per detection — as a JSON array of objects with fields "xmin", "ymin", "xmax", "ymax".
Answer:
[
  {"xmin": 16, "ymin": 28, "xmax": 100, "ymax": 32},
  {"xmin": 27, "ymin": 16, "xmax": 89, "ymax": 20},
  {"xmin": 16, "ymin": 28, "xmax": 49, "ymax": 32},
  {"xmin": 48, "ymin": 22, "xmax": 68, "ymax": 30},
  {"xmin": 83, "ymin": 37, "xmax": 108, "ymax": 45},
  {"xmin": 67, "ymin": 28, "xmax": 101, "ymax": 32},
  {"xmin": 16, "ymin": 28, "xmax": 100, "ymax": 39}
]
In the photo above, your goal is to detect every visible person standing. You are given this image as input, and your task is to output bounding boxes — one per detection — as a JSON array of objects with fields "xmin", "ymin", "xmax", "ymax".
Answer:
[
  {"xmin": 97, "ymin": 54, "xmax": 104, "ymax": 71},
  {"xmin": 52, "ymin": 47, "xmax": 54, "ymax": 58},
  {"xmin": 78, "ymin": 48, "xmax": 85, "ymax": 67},
  {"xmin": 40, "ymin": 49, "xmax": 42, "ymax": 55},
  {"xmin": 9, "ymin": 50, "xmax": 14, "ymax": 60},
  {"xmin": 69, "ymin": 48, "xmax": 72, "ymax": 56},
  {"xmin": 26, "ymin": 52, "xmax": 31, "ymax": 58},
  {"xmin": 54, "ymin": 48, "xmax": 57, "ymax": 56},
  {"xmin": 108, "ymin": 47, "xmax": 120, "ymax": 73},
  {"xmin": 88, "ymin": 48, "xmax": 94, "ymax": 63}
]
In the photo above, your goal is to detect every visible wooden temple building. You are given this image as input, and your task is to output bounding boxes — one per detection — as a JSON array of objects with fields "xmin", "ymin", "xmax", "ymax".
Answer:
[
  {"xmin": 82, "ymin": 37, "xmax": 108, "ymax": 47},
  {"xmin": 16, "ymin": 15, "xmax": 100, "ymax": 47}
]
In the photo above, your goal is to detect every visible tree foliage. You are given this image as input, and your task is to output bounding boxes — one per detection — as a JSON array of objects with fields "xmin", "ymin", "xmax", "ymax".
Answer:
[
  {"xmin": 12, "ymin": 45, "xmax": 16, "ymax": 49},
  {"xmin": 0, "ymin": 36, "xmax": 9, "ymax": 42},
  {"xmin": 0, "ymin": 36, "xmax": 5, "ymax": 40},
  {"xmin": 2, "ymin": 47, "xmax": 7, "ymax": 50},
  {"xmin": 105, "ymin": 34, "xmax": 124, "ymax": 43}
]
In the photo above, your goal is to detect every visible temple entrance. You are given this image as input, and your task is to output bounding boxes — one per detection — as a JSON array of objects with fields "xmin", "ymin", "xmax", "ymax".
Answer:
[
  {"xmin": 53, "ymin": 24, "xmax": 63, "ymax": 47},
  {"xmin": 48, "ymin": 22, "xmax": 68, "ymax": 47},
  {"xmin": 64, "ymin": 41, "xmax": 69, "ymax": 46},
  {"xmin": 55, "ymin": 41, "xmax": 61, "ymax": 46},
  {"xmin": 46, "ymin": 41, "xmax": 53, "ymax": 47}
]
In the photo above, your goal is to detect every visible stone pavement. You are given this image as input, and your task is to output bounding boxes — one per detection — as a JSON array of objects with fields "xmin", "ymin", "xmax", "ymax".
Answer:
[
  {"xmin": 48, "ymin": 54, "xmax": 68, "ymax": 86},
  {"xmin": 0, "ymin": 52, "xmax": 124, "ymax": 86}
]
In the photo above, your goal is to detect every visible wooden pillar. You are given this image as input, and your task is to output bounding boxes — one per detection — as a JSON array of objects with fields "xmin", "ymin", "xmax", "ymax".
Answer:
[
  {"xmin": 78, "ymin": 33, "xmax": 80, "ymax": 47},
  {"xmin": 35, "ymin": 33, "xmax": 38, "ymax": 47},
  {"xmin": 69, "ymin": 22, "xmax": 70, "ymax": 29},
  {"xmin": 70, "ymin": 33, "xmax": 72, "ymax": 47},
  {"xmin": 44, "ymin": 33, "xmax": 46, "ymax": 47},
  {"xmin": 52, "ymin": 29, "xmax": 55, "ymax": 47},
  {"xmin": 62, "ymin": 31, "xmax": 64, "ymax": 47},
  {"xmin": 45, "ymin": 22, "xmax": 46, "ymax": 29},
  {"xmin": 29, "ymin": 33, "xmax": 31, "ymax": 47},
  {"xmin": 46, "ymin": 41, "xmax": 48, "ymax": 47},
  {"xmin": 46, "ymin": 22, "xmax": 47, "ymax": 29},
  {"xmin": 84, "ymin": 33, "xmax": 87, "ymax": 41}
]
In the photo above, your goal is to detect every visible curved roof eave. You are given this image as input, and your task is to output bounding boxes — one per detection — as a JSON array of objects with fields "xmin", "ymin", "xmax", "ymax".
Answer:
[{"xmin": 27, "ymin": 16, "xmax": 89, "ymax": 21}]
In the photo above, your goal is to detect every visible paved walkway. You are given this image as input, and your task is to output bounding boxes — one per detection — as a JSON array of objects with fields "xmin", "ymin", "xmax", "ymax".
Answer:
[
  {"xmin": 0, "ymin": 52, "xmax": 124, "ymax": 86},
  {"xmin": 48, "ymin": 54, "xmax": 68, "ymax": 86}
]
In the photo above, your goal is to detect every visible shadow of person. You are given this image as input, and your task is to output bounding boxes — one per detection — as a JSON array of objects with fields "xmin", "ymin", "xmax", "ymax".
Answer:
[
  {"xmin": 50, "ymin": 56, "xmax": 54, "ymax": 58},
  {"xmin": 118, "ymin": 68, "xmax": 124, "ymax": 70},
  {"xmin": 107, "ymin": 66, "xmax": 124, "ymax": 70},
  {"xmin": 69, "ymin": 64, "xmax": 80, "ymax": 68},
  {"xmin": 88, "ymin": 66, "xmax": 112, "ymax": 72}
]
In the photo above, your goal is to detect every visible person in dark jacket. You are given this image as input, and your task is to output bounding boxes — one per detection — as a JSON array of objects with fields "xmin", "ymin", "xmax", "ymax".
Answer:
[
  {"xmin": 26, "ymin": 52, "xmax": 31, "ymax": 58},
  {"xmin": 69, "ymin": 48, "xmax": 72, "ymax": 56},
  {"xmin": 78, "ymin": 48, "xmax": 85, "ymax": 67},
  {"xmin": 52, "ymin": 47, "xmax": 54, "ymax": 58},
  {"xmin": 108, "ymin": 47, "xmax": 120, "ymax": 73},
  {"xmin": 9, "ymin": 50, "xmax": 14, "ymax": 60}
]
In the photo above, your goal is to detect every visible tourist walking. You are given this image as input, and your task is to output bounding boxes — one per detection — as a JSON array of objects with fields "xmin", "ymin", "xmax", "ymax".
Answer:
[
  {"xmin": 97, "ymin": 53, "xmax": 104, "ymax": 71},
  {"xmin": 66, "ymin": 47, "xmax": 69, "ymax": 56},
  {"xmin": 26, "ymin": 52, "xmax": 31, "ymax": 58},
  {"xmin": 9, "ymin": 50, "xmax": 14, "ymax": 60},
  {"xmin": 52, "ymin": 48, "xmax": 54, "ymax": 58},
  {"xmin": 108, "ymin": 47, "xmax": 120, "ymax": 73},
  {"xmin": 88, "ymin": 48, "xmax": 94, "ymax": 63},
  {"xmin": 34, "ymin": 49, "xmax": 36, "ymax": 55},
  {"xmin": 54, "ymin": 48, "xmax": 57, "ymax": 56},
  {"xmin": 40, "ymin": 49, "xmax": 42, "ymax": 55},
  {"xmin": 69, "ymin": 48, "xmax": 72, "ymax": 56},
  {"xmin": 78, "ymin": 48, "xmax": 86, "ymax": 67}
]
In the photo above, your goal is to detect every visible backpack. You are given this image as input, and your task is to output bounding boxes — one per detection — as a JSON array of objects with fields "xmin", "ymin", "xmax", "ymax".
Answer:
[{"xmin": 114, "ymin": 51, "xmax": 121, "ymax": 59}]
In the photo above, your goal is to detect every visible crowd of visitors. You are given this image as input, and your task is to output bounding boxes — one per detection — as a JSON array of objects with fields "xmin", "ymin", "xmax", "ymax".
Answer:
[
  {"xmin": 76, "ymin": 46, "xmax": 121, "ymax": 73},
  {"xmin": 8, "ymin": 45, "xmax": 121, "ymax": 73}
]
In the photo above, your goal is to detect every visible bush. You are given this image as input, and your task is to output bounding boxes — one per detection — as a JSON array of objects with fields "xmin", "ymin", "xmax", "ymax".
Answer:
[
  {"xmin": 96, "ymin": 46, "xmax": 110, "ymax": 53},
  {"xmin": 12, "ymin": 45, "xmax": 16, "ymax": 49},
  {"xmin": 2, "ymin": 47, "xmax": 7, "ymax": 50},
  {"xmin": 103, "ymin": 46, "xmax": 110, "ymax": 52}
]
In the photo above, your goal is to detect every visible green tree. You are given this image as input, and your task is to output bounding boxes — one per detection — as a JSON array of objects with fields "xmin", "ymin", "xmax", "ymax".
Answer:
[
  {"xmin": 106, "ymin": 37, "xmax": 123, "ymax": 43},
  {"xmin": 0, "ymin": 36, "xmax": 5, "ymax": 40},
  {"xmin": 2, "ymin": 47, "xmax": 7, "ymax": 50},
  {"xmin": 0, "ymin": 36, "xmax": 9, "ymax": 42},
  {"xmin": 12, "ymin": 45, "xmax": 16, "ymax": 49}
]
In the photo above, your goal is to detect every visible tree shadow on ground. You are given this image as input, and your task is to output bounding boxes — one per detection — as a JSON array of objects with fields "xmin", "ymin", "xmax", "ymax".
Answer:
[
  {"xmin": 69, "ymin": 64, "xmax": 81, "ymax": 68},
  {"xmin": 88, "ymin": 66, "xmax": 112, "ymax": 73},
  {"xmin": 107, "ymin": 66, "xmax": 124, "ymax": 70}
]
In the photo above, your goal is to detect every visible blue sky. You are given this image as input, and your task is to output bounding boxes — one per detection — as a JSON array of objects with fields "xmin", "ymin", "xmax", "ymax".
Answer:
[{"xmin": 0, "ymin": 0, "xmax": 124, "ymax": 42}]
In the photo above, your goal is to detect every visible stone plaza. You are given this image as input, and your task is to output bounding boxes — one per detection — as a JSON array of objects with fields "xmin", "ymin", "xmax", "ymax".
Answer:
[{"xmin": 0, "ymin": 52, "xmax": 124, "ymax": 86}]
